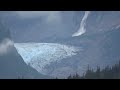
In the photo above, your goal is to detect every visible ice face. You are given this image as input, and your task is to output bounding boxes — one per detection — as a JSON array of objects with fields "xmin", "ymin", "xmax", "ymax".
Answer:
[{"xmin": 14, "ymin": 43, "xmax": 80, "ymax": 74}]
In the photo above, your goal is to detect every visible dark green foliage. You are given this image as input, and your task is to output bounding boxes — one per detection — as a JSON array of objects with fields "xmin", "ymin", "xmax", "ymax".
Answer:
[
  {"xmin": 68, "ymin": 74, "xmax": 72, "ymax": 79},
  {"xmin": 68, "ymin": 61, "xmax": 120, "ymax": 79}
]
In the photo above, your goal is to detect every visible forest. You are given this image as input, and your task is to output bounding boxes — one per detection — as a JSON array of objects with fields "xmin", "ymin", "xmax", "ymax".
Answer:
[{"xmin": 67, "ymin": 61, "xmax": 120, "ymax": 79}]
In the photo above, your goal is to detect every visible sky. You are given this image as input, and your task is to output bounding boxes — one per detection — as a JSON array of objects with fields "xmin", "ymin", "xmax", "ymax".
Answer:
[{"xmin": 17, "ymin": 11, "xmax": 62, "ymax": 23}]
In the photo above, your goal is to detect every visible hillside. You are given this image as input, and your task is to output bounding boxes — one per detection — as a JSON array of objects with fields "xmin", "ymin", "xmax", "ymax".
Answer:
[
  {"xmin": 0, "ymin": 20, "xmax": 52, "ymax": 79},
  {"xmin": 68, "ymin": 61, "xmax": 120, "ymax": 79}
]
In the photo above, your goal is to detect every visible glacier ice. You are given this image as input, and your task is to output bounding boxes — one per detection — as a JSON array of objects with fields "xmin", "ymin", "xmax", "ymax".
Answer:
[{"xmin": 14, "ymin": 43, "xmax": 81, "ymax": 74}]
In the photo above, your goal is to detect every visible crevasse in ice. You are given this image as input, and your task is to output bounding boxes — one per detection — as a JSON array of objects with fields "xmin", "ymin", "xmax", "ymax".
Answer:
[{"xmin": 14, "ymin": 43, "xmax": 81, "ymax": 74}]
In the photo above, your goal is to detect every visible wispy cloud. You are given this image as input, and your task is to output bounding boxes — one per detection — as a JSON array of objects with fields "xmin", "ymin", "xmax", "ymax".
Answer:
[
  {"xmin": 0, "ymin": 38, "xmax": 14, "ymax": 55},
  {"xmin": 17, "ymin": 11, "xmax": 51, "ymax": 18},
  {"xmin": 46, "ymin": 11, "xmax": 61, "ymax": 23},
  {"xmin": 17, "ymin": 11, "xmax": 61, "ymax": 23},
  {"xmin": 72, "ymin": 11, "xmax": 91, "ymax": 37}
]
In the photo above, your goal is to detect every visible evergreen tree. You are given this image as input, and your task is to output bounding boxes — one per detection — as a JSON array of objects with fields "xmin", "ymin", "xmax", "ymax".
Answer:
[{"xmin": 67, "ymin": 61, "xmax": 120, "ymax": 79}]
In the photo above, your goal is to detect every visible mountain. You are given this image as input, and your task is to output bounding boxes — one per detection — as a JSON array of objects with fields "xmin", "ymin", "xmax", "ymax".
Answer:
[
  {"xmin": 0, "ymin": 20, "xmax": 52, "ymax": 79},
  {"xmin": 14, "ymin": 27, "xmax": 120, "ymax": 78},
  {"xmin": 41, "ymin": 27, "xmax": 120, "ymax": 78},
  {"xmin": 1, "ymin": 11, "xmax": 120, "ymax": 78},
  {"xmin": 0, "ymin": 11, "xmax": 85, "ymax": 43},
  {"xmin": 2, "ymin": 11, "xmax": 120, "ymax": 43}
]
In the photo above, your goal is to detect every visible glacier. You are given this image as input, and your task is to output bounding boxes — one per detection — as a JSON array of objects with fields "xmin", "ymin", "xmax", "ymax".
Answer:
[{"xmin": 14, "ymin": 43, "xmax": 81, "ymax": 75}]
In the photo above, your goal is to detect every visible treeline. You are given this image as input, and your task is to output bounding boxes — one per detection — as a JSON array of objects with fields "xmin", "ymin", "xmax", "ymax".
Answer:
[{"xmin": 68, "ymin": 61, "xmax": 120, "ymax": 79}]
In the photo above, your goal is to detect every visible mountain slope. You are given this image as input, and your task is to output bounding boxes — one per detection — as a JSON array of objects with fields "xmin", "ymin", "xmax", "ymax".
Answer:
[
  {"xmin": 40, "ymin": 27, "xmax": 120, "ymax": 78},
  {"xmin": 0, "ymin": 21, "xmax": 52, "ymax": 79}
]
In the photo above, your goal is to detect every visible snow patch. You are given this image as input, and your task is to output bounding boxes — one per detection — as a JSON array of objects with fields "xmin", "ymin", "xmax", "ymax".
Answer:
[{"xmin": 72, "ymin": 11, "xmax": 91, "ymax": 37}]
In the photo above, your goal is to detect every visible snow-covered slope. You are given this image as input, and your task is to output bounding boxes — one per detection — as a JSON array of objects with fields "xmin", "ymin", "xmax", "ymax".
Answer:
[{"xmin": 14, "ymin": 43, "xmax": 81, "ymax": 75}]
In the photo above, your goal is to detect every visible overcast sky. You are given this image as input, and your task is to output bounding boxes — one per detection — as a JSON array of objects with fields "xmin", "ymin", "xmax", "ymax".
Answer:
[{"xmin": 17, "ymin": 11, "xmax": 62, "ymax": 23}]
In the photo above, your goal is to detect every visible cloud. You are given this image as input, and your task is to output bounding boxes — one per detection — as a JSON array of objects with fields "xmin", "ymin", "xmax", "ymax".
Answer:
[
  {"xmin": 17, "ymin": 11, "xmax": 51, "ymax": 18},
  {"xmin": 46, "ymin": 11, "xmax": 61, "ymax": 23},
  {"xmin": 17, "ymin": 11, "xmax": 61, "ymax": 23},
  {"xmin": 0, "ymin": 38, "xmax": 14, "ymax": 55},
  {"xmin": 72, "ymin": 11, "xmax": 91, "ymax": 37}
]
